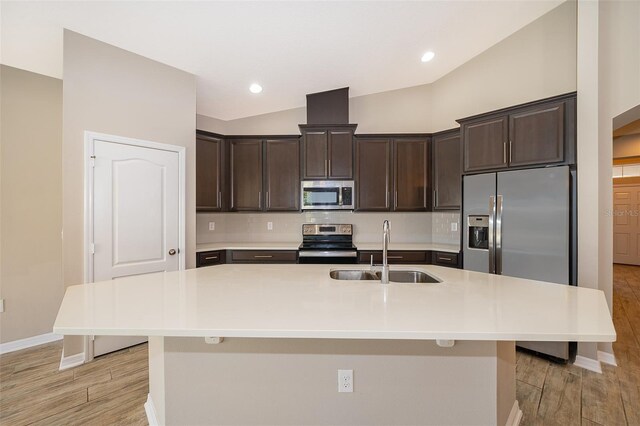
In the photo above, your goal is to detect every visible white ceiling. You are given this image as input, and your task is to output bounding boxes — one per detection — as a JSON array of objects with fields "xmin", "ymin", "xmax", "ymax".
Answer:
[{"xmin": 1, "ymin": 1, "xmax": 564, "ymax": 120}]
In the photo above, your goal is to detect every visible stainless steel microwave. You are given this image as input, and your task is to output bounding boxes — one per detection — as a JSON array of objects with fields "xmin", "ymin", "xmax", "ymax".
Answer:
[{"xmin": 301, "ymin": 180, "xmax": 355, "ymax": 210}]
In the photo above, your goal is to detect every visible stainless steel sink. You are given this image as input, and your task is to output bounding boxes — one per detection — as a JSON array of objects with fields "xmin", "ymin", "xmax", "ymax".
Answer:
[
  {"xmin": 377, "ymin": 270, "xmax": 441, "ymax": 284},
  {"xmin": 329, "ymin": 269, "xmax": 441, "ymax": 283},
  {"xmin": 329, "ymin": 270, "xmax": 379, "ymax": 280}
]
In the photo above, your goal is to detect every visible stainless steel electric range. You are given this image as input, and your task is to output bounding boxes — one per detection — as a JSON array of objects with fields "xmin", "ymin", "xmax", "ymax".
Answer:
[{"xmin": 298, "ymin": 224, "xmax": 358, "ymax": 264}]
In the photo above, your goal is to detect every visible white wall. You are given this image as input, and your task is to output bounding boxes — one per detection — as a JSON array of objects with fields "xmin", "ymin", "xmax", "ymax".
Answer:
[
  {"xmin": 196, "ymin": 2, "xmax": 577, "ymax": 135},
  {"xmin": 62, "ymin": 30, "xmax": 196, "ymax": 355},
  {"xmin": 596, "ymin": 0, "xmax": 640, "ymax": 356},
  {"xmin": 0, "ymin": 66, "xmax": 64, "ymax": 343}
]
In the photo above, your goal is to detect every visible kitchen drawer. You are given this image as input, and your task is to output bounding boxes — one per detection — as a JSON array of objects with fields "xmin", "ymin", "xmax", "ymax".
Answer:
[
  {"xmin": 358, "ymin": 250, "xmax": 428, "ymax": 264},
  {"xmin": 196, "ymin": 250, "xmax": 226, "ymax": 268},
  {"xmin": 231, "ymin": 250, "xmax": 298, "ymax": 263},
  {"xmin": 432, "ymin": 251, "xmax": 459, "ymax": 268}
]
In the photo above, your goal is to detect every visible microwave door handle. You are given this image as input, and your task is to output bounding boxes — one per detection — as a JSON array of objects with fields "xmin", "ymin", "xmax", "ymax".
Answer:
[{"xmin": 338, "ymin": 188, "xmax": 343, "ymax": 206}]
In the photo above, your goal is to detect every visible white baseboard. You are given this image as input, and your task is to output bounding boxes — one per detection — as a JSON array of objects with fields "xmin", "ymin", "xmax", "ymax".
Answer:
[
  {"xmin": 59, "ymin": 351, "xmax": 86, "ymax": 371},
  {"xmin": 597, "ymin": 350, "xmax": 618, "ymax": 366},
  {"xmin": 0, "ymin": 332, "xmax": 62, "ymax": 354},
  {"xmin": 145, "ymin": 393, "xmax": 159, "ymax": 426},
  {"xmin": 506, "ymin": 400, "xmax": 523, "ymax": 426},
  {"xmin": 574, "ymin": 355, "xmax": 603, "ymax": 373}
]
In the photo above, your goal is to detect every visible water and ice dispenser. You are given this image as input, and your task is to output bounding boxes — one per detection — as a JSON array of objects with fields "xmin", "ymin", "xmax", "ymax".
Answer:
[{"xmin": 467, "ymin": 215, "xmax": 489, "ymax": 250}]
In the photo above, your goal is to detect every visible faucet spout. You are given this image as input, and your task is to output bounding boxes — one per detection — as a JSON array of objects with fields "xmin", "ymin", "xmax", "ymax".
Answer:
[{"xmin": 381, "ymin": 220, "xmax": 390, "ymax": 284}]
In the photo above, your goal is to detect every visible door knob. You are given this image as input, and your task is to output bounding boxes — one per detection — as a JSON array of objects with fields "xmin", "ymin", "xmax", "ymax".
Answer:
[{"xmin": 169, "ymin": 249, "xmax": 177, "ymax": 256}]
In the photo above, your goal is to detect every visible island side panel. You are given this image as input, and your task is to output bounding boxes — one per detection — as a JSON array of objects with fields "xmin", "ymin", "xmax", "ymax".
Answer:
[
  {"xmin": 156, "ymin": 337, "xmax": 515, "ymax": 425},
  {"xmin": 148, "ymin": 336, "xmax": 166, "ymax": 425}
]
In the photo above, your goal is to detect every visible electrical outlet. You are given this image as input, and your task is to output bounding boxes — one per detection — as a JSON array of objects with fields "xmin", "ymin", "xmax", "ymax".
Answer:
[
  {"xmin": 267, "ymin": 222, "xmax": 273, "ymax": 231},
  {"xmin": 451, "ymin": 222, "xmax": 458, "ymax": 232},
  {"xmin": 338, "ymin": 369, "xmax": 353, "ymax": 393},
  {"xmin": 0, "ymin": 299, "xmax": 5, "ymax": 313},
  {"xmin": 208, "ymin": 222, "xmax": 215, "ymax": 231}
]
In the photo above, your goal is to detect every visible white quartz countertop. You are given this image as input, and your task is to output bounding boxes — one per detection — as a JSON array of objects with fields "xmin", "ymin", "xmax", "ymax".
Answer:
[
  {"xmin": 196, "ymin": 242, "xmax": 460, "ymax": 253},
  {"xmin": 355, "ymin": 243, "xmax": 460, "ymax": 253},
  {"xmin": 54, "ymin": 264, "xmax": 614, "ymax": 342}
]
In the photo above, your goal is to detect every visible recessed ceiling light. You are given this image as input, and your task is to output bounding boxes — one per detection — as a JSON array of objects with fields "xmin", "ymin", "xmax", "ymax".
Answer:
[
  {"xmin": 249, "ymin": 83, "xmax": 263, "ymax": 94},
  {"xmin": 421, "ymin": 51, "xmax": 435, "ymax": 63}
]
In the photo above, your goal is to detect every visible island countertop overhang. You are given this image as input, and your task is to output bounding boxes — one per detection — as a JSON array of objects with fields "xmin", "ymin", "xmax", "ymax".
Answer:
[{"xmin": 53, "ymin": 264, "xmax": 616, "ymax": 342}]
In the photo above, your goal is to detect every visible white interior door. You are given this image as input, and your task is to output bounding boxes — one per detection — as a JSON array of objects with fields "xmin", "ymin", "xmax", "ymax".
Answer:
[
  {"xmin": 91, "ymin": 138, "xmax": 181, "ymax": 357},
  {"xmin": 613, "ymin": 184, "xmax": 640, "ymax": 265}
]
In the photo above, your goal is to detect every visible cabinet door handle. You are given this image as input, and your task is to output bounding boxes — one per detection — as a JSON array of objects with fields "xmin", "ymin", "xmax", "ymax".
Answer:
[
  {"xmin": 205, "ymin": 256, "xmax": 219, "ymax": 260},
  {"xmin": 325, "ymin": 159, "xmax": 328, "ymax": 176},
  {"xmin": 386, "ymin": 191, "xmax": 389, "ymax": 208},
  {"xmin": 218, "ymin": 191, "xmax": 221, "ymax": 208},
  {"xmin": 387, "ymin": 256, "xmax": 404, "ymax": 259},
  {"xmin": 509, "ymin": 140, "xmax": 512, "ymax": 164},
  {"xmin": 395, "ymin": 191, "xmax": 398, "ymax": 207},
  {"xmin": 438, "ymin": 256, "xmax": 453, "ymax": 261},
  {"xmin": 266, "ymin": 191, "xmax": 270, "ymax": 208},
  {"xmin": 254, "ymin": 255, "xmax": 273, "ymax": 258},
  {"xmin": 433, "ymin": 189, "xmax": 437, "ymax": 208},
  {"xmin": 258, "ymin": 192, "xmax": 261, "ymax": 207},
  {"xmin": 328, "ymin": 159, "xmax": 331, "ymax": 175},
  {"xmin": 503, "ymin": 142, "xmax": 507, "ymax": 164}
]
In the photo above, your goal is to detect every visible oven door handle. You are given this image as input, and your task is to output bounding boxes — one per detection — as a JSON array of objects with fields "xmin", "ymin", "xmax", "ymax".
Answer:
[{"xmin": 298, "ymin": 251, "xmax": 358, "ymax": 258}]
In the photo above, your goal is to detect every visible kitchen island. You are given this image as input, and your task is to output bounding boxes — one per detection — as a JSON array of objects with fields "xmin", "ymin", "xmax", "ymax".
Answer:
[{"xmin": 54, "ymin": 264, "xmax": 615, "ymax": 425}]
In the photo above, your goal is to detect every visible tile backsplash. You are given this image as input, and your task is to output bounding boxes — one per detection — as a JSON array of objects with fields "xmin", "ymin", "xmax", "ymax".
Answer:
[{"xmin": 197, "ymin": 211, "xmax": 460, "ymax": 246}]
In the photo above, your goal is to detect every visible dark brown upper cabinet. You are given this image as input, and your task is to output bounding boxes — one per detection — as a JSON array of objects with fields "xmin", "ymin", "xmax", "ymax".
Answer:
[
  {"xmin": 300, "ymin": 124, "xmax": 356, "ymax": 180},
  {"xmin": 432, "ymin": 129, "xmax": 461, "ymax": 211},
  {"xmin": 228, "ymin": 137, "xmax": 301, "ymax": 212},
  {"xmin": 229, "ymin": 139, "xmax": 263, "ymax": 211},
  {"xmin": 355, "ymin": 138, "xmax": 391, "ymax": 211},
  {"xmin": 393, "ymin": 138, "xmax": 430, "ymax": 211},
  {"xmin": 264, "ymin": 138, "xmax": 300, "ymax": 211},
  {"xmin": 196, "ymin": 133, "xmax": 225, "ymax": 212},
  {"xmin": 355, "ymin": 136, "xmax": 430, "ymax": 212},
  {"xmin": 458, "ymin": 92, "xmax": 576, "ymax": 174},
  {"xmin": 462, "ymin": 116, "xmax": 508, "ymax": 173},
  {"xmin": 508, "ymin": 102, "xmax": 564, "ymax": 167}
]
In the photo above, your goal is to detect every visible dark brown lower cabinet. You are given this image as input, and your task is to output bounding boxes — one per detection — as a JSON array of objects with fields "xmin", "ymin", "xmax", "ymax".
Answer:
[
  {"xmin": 432, "ymin": 251, "xmax": 460, "ymax": 268},
  {"xmin": 230, "ymin": 250, "xmax": 298, "ymax": 263},
  {"xmin": 196, "ymin": 250, "xmax": 226, "ymax": 268},
  {"xmin": 358, "ymin": 251, "xmax": 428, "ymax": 265}
]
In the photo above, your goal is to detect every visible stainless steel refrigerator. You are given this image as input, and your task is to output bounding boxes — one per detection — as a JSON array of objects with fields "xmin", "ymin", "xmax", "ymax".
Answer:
[{"xmin": 462, "ymin": 165, "xmax": 577, "ymax": 361}]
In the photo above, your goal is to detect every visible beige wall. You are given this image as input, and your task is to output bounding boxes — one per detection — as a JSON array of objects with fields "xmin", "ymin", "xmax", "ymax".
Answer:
[
  {"xmin": 613, "ymin": 134, "xmax": 640, "ymax": 158},
  {"xmin": 156, "ymin": 337, "xmax": 515, "ymax": 425},
  {"xmin": 62, "ymin": 31, "xmax": 196, "ymax": 354},
  {"xmin": 0, "ymin": 65, "xmax": 64, "ymax": 343},
  {"xmin": 196, "ymin": 1, "xmax": 576, "ymax": 135},
  {"xmin": 576, "ymin": 0, "xmax": 640, "ymax": 360},
  {"xmin": 596, "ymin": 0, "xmax": 640, "ymax": 356}
]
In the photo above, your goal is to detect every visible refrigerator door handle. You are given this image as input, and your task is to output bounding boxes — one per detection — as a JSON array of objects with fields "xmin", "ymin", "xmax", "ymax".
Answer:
[
  {"xmin": 488, "ymin": 196, "xmax": 496, "ymax": 274},
  {"xmin": 496, "ymin": 195, "xmax": 503, "ymax": 275}
]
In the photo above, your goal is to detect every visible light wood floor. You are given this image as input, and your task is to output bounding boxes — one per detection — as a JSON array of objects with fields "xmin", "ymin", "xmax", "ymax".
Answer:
[
  {"xmin": 1, "ymin": 264, "xmax": 639, "ymax": 425},
  {"xmin": 517, "ymin": 264, "xmax": 640, "ymax": 425}
]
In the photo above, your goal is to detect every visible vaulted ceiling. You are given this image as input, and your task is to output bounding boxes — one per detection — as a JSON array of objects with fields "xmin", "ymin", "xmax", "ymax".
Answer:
[{"xmin": 1, "ymin": 1, "xmax": 564, "ymax": 120}]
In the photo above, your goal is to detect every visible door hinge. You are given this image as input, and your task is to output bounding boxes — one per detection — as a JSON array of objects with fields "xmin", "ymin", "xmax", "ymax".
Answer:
[
  {"xmin": 89, "ymin": 243, "xmax": 95, "ymax": 255},
  {"xmin": 90, "ymin": 156, "xmax": 96, "ymax": 167}
]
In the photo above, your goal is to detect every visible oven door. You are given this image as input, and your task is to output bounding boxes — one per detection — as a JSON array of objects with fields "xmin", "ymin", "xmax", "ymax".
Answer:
[
  {"xmin": 302, "ymin": 187, "xmax": 342, "ymax": 210},
  {"xmin": 298, "ymin": 250, "xmax": 358, "ymax": 264}
]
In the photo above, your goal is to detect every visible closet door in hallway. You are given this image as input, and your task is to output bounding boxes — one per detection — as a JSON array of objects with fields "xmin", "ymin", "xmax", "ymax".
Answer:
[{"xmin": 613, "ymin": 184, "xmax": 640, "ymax": 265}]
